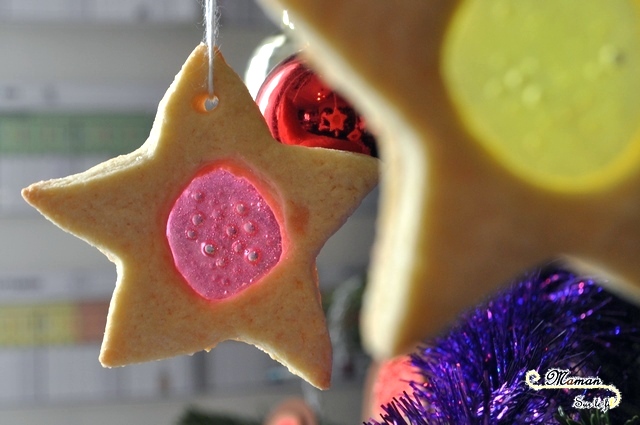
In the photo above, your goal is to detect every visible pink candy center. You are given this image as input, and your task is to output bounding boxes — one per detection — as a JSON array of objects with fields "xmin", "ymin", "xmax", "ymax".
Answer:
[{"xmin": 166, "ymin": 168, "xmax": 282, "ymax": 300}]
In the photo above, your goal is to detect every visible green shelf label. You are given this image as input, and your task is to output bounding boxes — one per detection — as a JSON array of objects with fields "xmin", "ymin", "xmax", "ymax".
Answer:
[{"xmin": 0, "ymin": 114, "xmax": 154, "ymax": 155}]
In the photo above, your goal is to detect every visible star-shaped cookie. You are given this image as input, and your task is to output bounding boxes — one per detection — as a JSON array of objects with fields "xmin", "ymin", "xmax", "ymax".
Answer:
[
  {"xmin": 257, "ymin": 0, "xmax": 640, "ymax": 359},
  {"xmin": 22, "ymin": 44, "xmax": 378, "ymax": 389}
]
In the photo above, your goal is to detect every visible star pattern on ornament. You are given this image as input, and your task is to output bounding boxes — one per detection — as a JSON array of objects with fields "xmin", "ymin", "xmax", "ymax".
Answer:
[
  {"xmin": 22, "ymin": 44, "xmax": 378, "ymax": 389},
  {"xmin": 257, "ymin": 0, "xmax": 640, "ymax": 359},
  {"xmin": 319, "ymin": 107, "xmax": 348, "ymax": 136}
]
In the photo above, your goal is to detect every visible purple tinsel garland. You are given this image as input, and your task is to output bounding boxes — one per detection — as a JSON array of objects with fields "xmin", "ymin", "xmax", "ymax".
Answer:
[{"xmin": 368, "ymin": 266, "xmax": 640, "ymax": 424}]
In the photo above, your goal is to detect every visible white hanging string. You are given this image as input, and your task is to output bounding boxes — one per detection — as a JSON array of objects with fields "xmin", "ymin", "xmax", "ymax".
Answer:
[{"xmin": 204, "ymin": 0, "xmax": 219, "ymax": 110}]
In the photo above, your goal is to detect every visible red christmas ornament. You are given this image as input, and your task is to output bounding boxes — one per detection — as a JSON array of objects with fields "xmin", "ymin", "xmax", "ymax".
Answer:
[
  {"xmin": 367, "ymin": 355, "xmax": 422, "ymax": 419},
  {"xmin": 256, "ymin": 55, "xmax": 377, "ymax": 157}
]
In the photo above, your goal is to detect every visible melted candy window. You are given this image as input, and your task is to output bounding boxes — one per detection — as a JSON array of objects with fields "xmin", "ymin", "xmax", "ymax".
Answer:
[{"xmin": 166, "ymin": 167, "xmax": 282, "ymax": 300}]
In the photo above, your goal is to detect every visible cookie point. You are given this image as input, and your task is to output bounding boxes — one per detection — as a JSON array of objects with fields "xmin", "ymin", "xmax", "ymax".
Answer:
[
  {"xmin": 98, "ymin": 351, "xmax": 115, "ymax": 368},
  {"xmin": 21, "ymin": 183, "xmax": 43, "ymax": 206},
  {"xmin": 304, "ymin": 368, "xmax": 331, "ymax": 391},
  {"xmin": 20, "ymin": 185, "xmax": 33, "ymax": 201}
]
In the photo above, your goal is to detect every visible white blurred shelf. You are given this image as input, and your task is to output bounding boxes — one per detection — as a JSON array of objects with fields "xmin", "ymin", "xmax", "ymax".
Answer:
[
  {"xmin": 0, "ymin": 82, "xmax": 166, "ymax": 113},
  {"xmin": 0, "ymin": 346, "xmax": 197, "ymax": 406},
  {"xmin": 0, "ymin": 0, "xmax": 199, "ymax": 24},
  {"xmin": 0, "ymin": 270, "xmax": 115, "ymax": 303},
  {"xmin": 0, "ymin": 0, "xmax": 276, "ymax": 27},
  {"xmin": 0, "ymin": 112, "xmax": 154, "ymax": 216}
]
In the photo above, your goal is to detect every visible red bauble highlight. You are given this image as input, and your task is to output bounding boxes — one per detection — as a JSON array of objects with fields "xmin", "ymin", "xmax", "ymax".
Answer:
[
  {"xmin": 369, "ymin": 356, "xmax": 422, "ymax": 418},
  {"xmin": 256, "ymin": 55, "xmax": 377, "ymax": 157},
  {"xmin": 167, "ymin": 167, "xmax": 282, "ymax": 300}
]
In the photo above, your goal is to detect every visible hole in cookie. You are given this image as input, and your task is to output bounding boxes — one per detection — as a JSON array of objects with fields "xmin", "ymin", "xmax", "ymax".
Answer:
[
  {"xmin": 204, "ymin": 95, "xmax": 219, "ymax": 111},
  {"xmin": 193, "ymin": 93, "xmax": 220, "ymax": 113}
]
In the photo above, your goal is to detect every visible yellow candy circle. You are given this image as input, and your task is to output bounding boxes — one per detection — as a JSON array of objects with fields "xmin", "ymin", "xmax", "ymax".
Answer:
[{"xmin": 443, "ymin": 0, "xmax": 640, "ymax": 192}]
